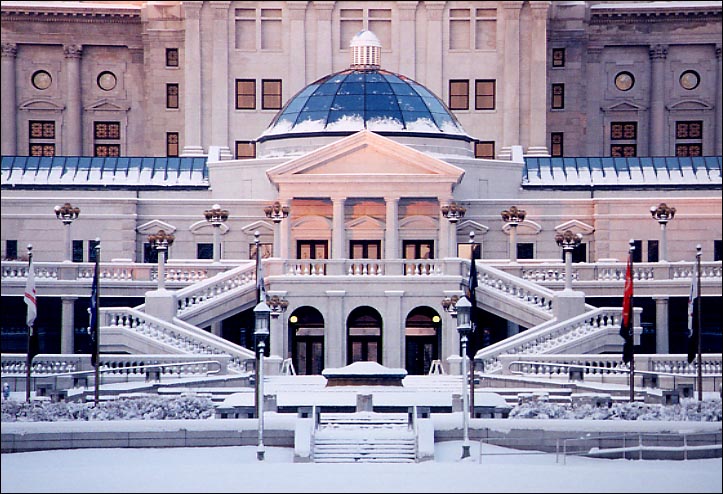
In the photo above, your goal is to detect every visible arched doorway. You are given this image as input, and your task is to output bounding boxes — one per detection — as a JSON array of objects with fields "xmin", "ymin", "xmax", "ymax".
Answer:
[
  {"xmin": 288, "ymin": 306, "xmax": 325, "ymax": 375},
  {"xmin": 347, "ymin": 306, "xmax": 383, "ymax": 365},
  {"xmin": 405, "ymin": 306, "xmax": 441, "ymax": 375}
]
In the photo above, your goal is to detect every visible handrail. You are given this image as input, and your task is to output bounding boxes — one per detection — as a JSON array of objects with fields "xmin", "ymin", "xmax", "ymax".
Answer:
[
  {"xmin": 175, "ymin": 261, "xmax": 257, "ymax": 317},
  {"xmin": 505, "ymin": 358, "xmax": 723, "ymax": 378},
  {"xmin": 475, "ymin": 262, "xmax": 556, "ymax": 316}
]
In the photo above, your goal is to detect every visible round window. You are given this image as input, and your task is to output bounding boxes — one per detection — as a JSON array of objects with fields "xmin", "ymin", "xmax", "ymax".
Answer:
[
  {"xmin": 97, "ymin": 71, "xmax": 117, "ymax": 91},
  {"xmin": 31, "ymin": 70, "xmax": 52, "ymax": 90},
  {"xmin": 679, "ymin": 70, "xmax": 700, "ymax": 90},
  {"xmin": 614, "ymin": 72, "xmax": 635, "ymax": 91}
]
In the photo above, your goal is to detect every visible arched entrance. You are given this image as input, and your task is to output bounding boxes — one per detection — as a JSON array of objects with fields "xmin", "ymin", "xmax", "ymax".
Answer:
[
  {"xmin": 405, "ymin": 306, "xmax": 441, "ymax": 375},
  {"xmin": 346, "ymin": 306, "xmax": 383, "ymax": 365},
  {"xmin": 288, "ymin": 306, "xmax": 325, "ymax": 375}
]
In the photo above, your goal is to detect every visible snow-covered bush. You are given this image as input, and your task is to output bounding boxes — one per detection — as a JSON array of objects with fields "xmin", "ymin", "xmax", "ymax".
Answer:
[{"xmin": 1, "ymin": 394, "xmax": 215, "ymax": 422}]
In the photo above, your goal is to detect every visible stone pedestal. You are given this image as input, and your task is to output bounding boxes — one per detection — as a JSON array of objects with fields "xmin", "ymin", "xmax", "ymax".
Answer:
[
  {"xmin": 553, "ymin": 290, "xmax": 586, "ymax": 322},
  {"xmin": 144, "ymin": 289, "xmax": 177, "ymax": 322}
]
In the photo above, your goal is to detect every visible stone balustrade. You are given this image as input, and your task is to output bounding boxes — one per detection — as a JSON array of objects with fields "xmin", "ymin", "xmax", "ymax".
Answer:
[
  {"xmin": 476, "ymin": 262, "xmax": 556, "ymax": 315},
  {"xmin": 175, "ymin": 262, "xmax": 256, "ymax": 316}
]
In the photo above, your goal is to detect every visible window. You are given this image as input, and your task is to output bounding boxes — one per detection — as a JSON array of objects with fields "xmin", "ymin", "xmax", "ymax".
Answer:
[
  {"xmin": 94, "ymin": 121, "xmax": 120, "ymax": 157},
  {"xmin": 551, "ymin": 83, "xmax": 565, "ymax": 109},
  {"xmin": 31, "ymin": 70, "xmax": 52, "ymax": 90},
  {"xmin": 610, "ymin": 121, "xmax": 637, "ymax": 157},
  {"xmin": 714, "ymin": 240, "xmax": 722, "ymax": 262},
  {"xmin": 29, "ymin": 120, "xmax": 55, "ymax": 157},
  {"xmin": 679, "ymin": 70, "xmax": 699, "ymax": 90},
  {"xmin": 72, "ymin": 240, "xmax": 84, "ymax": 263},
  {"xmin": 235, "ymin": 141, "xmax": 256, "ymax": 159},
  {"xmin": 571, "ymin": 243, "xmax": 587, "ymax": 263},
  {"xmin": 475, "ymin": 8, "xmax": 497, "ymax": 50},
  {"xmin": 5, "ymin": 240, "xmax": 18, "ymax": 260},
  {"xmin": 475, "ymin": 80, "xmax": 495, "ymax": 110},
  {"xmin": 143, "ymin": 243, "xmax": 159, "ymax": 264},
  {"xmin": 236, "ymin": 79, "xmax": 256, "ymax": 110},
  {"xmin": 340, "ymin": 8, "xmax": 391, "ymax": 49},
  {"xmin": 675, "ymin": 121, "xmax": 702, "ymax": 157},
  {"xmin": 234, "ymin": 8, "xmax": 283, "ymax": 51},
  {"xmin": 251, "ymin": 242, "xmax": 274, "ymax": 259},
  {"xmin": 166, "ymin": 132, "xmax": 179, "ymax": 157},
  {"xmin": 165, "ymin": 48, "xmax": 179, "ymax": 67},
  {"xmin": 262, "ymin": 79, "xmax": 282, "ymax": 110},
  {"xmin": 449, "ymin": 8, "xmax": 471, "ymax": 50},
  {"xmin": 517, "ymin": 243, "xmax": 534, "ymax": 260},
  {"xmin": 474, "ymin": 141, "xmax": 495, "ymax": 159},
  {"xmin": 350, "ymin": 241, "xmax": 381, "ymax": 260},
  {"xmin": 551, "ymin": 132, "xmax": 564, "ymax": 157},
  {"xmin": 403, "ymin": 241, "xmax": 433, "ymax": 260},
  {"xmin": 449, "ymin": 80, "xmax": 469, "ymax": 110},
  {"xmin": 552, "ymin": 48, "xmax": 565, "ymax": 68},
  {"xmin": 632, "ymin": 240, "xmax": 643, "ymax": 264},
  {"xmin": 88, "ymin": 239, "xmax": 100, "ymax": 263},
  {"xmin": 235, "ymin": 9, "xmax": 256, "ymax": 50},
  {"xmin": 614, "ymin": 72, "xmax": 635, "ymax": 92},
  {"xmin": 197, "ymin": 243, "xmax": 213, "ymax": 260},
  {"xmin": 260, "ymin": 9, "xmax": 282, "ymax": 50},
  {"xmin": 647, "ymin": 240, "xmax": 659, "ymax": 263},
  {"xmin": 97, "ymin": 71, "xmax": 117, "ymax": 91},
  {"xmin": 166, "ymin": 83, "xmax": 179, "ymax": 109}
]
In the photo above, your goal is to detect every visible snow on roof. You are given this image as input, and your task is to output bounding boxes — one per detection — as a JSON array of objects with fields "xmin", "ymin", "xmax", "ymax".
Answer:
[{"xmin": 322, "ymin": 361, "xmax": 407, "ymax": 377}]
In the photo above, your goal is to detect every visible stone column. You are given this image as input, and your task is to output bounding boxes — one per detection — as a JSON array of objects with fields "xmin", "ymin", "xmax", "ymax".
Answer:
[
  {"xmin": 438, "ymin": 199, "xmax": 449, "ymax": 258},
  {"xmin": 280, "ymin": 198, "xmax": 292, "ymax": 259},
  {"xmin": 325, "ymin": 290, "xmax": 346, "ymax": 368},
  {"xmin": 1, "ymin": 43, "xmax": 17, "ymax": 155},
  {"xmin": 424, "ymin": 2, "xmax": 445, "ymax": 96},
  {"xmin": 63, "ymin": 44, "xmax": 83, "ymax": 156},
  {"xmin": 443, "ymin": 310, "xmax": 460, "ymax": 371},
  {"xmin": 653, "ymin": 296, "xmax": 670, "ymax": 354},
  {"xmin": 211, "ymin": 320, "xmax": 222, "ymax": 337},
  {"xmin": 585, "ymin": 47, "xmax": 604, "ymax": 156},
  {"xmin": 506, "ymin": 321, "xmax": 520, "ymax": 338},
  {"xmin": 270, "ymin": 314, "xmax": 284, "ymax": 358},
  {"xmin": 384, "ymin": 290, "xmax": 404, "ymax": 368},
  {"xmin": 526, "ymin": 2, "xmax": 550, "ymax": 156},
  {"xmin": 314, "ymin": 2, "xmax": 334, "ymax": 79},
  {"xmin": 398, "ymin": 2, "xmax": 418, "ymax": 78},
  {"xmin": 210, "ymin": 2, "xmax": 232, "ymax": 160},
  {"xmin": 331, "ymin": 196, "xmax": 346, "ymax": 259},
  {"xmin": 649, "ymin": 45, "xmax": 668, "ymax": 156},
  {"xmin": 715, "ymin": 45, "xmax": 722, "ymax": 156},
  {"xmin": 499, "ymin": 1, "xmax": 523, "ymax": 159},
  {"xmin": 288, "ymin": 2, "xmax": 308, "ymax": 89},
  {"xmin": 181, "ymin": 2, "xmax": 205, "ymax": 156},
  {"xmin": 384, "ymin": 197, "xmax": 399, "ymax": 259},
  {"xmin": 61, "ymin": 297, "xmax": 77, "ymax": 355}
]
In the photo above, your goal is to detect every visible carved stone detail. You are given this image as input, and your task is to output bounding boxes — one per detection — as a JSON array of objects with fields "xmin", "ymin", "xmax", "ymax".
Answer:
[
  {"xmin": 1, "ymin": 42, "xmax": 18, "ymax": 58},
  {"xmin": 63, "ymin": 44, "xmax": 83, "ymax": 58}
]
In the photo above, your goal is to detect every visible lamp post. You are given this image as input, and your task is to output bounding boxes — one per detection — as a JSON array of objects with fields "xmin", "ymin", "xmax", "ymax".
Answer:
[
  {"xmin": 264, "ymin": 201, "xmax": 290, "ymax": 258},
  {"xmin": 441, "ymin": 202, "xmax": 466, "ymax": 257},
  {"xmin": 148, "ymin": 229, "xmax": 174, "ymax": 291},
  {"xmin": 555, "ymin": 230, "xmax": 583, "ymax": 291},
  {"xmin": 54, "ymin": 202, "xmax": 80, "ymax": 262},
  {"xmin": 500, "ymin": 206, "xmax": 526, "ymax": 263},
  {"xmin": 254, "ymin": 299, "xmax": 271, "ymax": 461},
  {"xmin": 203, "ymin": 204, "xmax": 229, "ymax": 263},
  {"xmin": 455, "ymin": 295, "xmax": 472, "ymax": 459},
  {"xmin": 441, "ymin": 295, "xmax": 460, "ymax": 318},
  {"xmin": 650, "ymin": 203, "xmax": 676, "ymax": 262},
  {"xmin": 268, "ymin": 295, "xmax": 289, "ymax": 318}
]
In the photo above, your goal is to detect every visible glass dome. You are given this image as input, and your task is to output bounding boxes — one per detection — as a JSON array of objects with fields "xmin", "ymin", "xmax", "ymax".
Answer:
[{"xmin": 259, "ymin": 68, "xmax": 468, "ymax": 141}]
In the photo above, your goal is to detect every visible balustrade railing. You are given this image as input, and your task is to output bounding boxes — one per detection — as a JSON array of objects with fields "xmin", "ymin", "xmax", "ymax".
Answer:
[
  {"xmin": 475, "ymin": 262, "xmax": 556, "ymax": 315},
  {"xmin": 175, "ymin": 262, "xmax": 257, "ymax": 316}
]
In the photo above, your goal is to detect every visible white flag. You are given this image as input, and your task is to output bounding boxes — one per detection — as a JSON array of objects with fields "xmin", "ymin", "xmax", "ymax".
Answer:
[
  {"xmin": 24, "ymin": 256, "xmax": 37, "ymax": 327},
  {"xmin": 687, "ymin": 267, "xmax": 698, "ymax": 337}
]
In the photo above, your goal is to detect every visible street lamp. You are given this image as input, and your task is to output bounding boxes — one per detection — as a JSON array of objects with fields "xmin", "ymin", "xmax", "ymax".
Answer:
[
  {"xmin": 264, "ymin": 201, "xmax": 290, "ymax": 258},
  {"xmin": 203, "ymin": 204, "xmax": 229, "ymax": 263},
  {"xmin": 54, "ymin": 202, "xmax": 80, "ymax": 262},
  {"xmin": 254, "ymin": 299, "xmax": 271, "ymax": 461},
  {"xmin": 267, "ymin": 295, "xmax": 289, "ymax": 319},
  {"xmin": 441, "ymin": 295, "xmax": 460, "ymax": 318},
  {"xmin": 501, "ymin": 206, "xmax": 526, "ymax": 263},
  {"xmin": 650, "ymin": 203, "xmax": 676, "ymax": 262},
  {"xmin": 148, "ymin": 229, "xmax": 174, "ymax": 291},
  {"xmin": 455, "ymin": 295, "xmax": 473, "ymax": 460},
  {"xmin": 555, "ymin": 230, "xmax": 583, "ymax": 291}
]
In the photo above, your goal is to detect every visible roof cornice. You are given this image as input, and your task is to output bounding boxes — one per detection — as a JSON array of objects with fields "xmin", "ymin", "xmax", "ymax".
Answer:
[{"xmin": 1, "ymin": 2, "xmax": 141, "ymax": 24}]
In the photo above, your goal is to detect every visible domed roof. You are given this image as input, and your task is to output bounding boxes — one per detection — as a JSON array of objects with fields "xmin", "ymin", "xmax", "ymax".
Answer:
[{"xmin": 258, "ymin": 30, "xmax": 469, "ymax": 143}]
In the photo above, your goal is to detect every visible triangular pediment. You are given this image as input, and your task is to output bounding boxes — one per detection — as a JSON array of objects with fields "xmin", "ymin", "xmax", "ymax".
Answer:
[
  {"xmin": 456, "ymin": 220, "xmax": 490, "ymax": 236},
  {"xmin": 137, "ymin": 220, "xmax": 176, "ymax": 235},
  {"xmin": 241, "ymin": 220, "xmax": 274, "ymax": 235},
  {"xmin": 267, "ymin": 130, "xmax": 465, "ymax": 180},
  {"xmin": 554, "ymin": 219, "xmax": 594, "ymax": 235},
  {"xmin": 602, "ymin": 101, "xmax": 647, "ymax": 113},
  {"xmin": 347, "ymin": 215, "xmax": 385, "ymax": 230},
  {"xmin": 84, "ymin": 98, "xmax": 130, "ymax": 112}
]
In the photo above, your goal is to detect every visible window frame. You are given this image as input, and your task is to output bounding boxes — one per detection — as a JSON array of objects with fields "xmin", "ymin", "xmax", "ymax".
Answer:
[
  {"xmin": 552, "ymin": 48, "xmax": 565, "ymax": 68},
  {"xmin": 449, "ymin": 79, "xmax": 469, "ymax": 110},
  {"xmin": 235, "ymin": 140, "xmax": 256, "ymax": 159},
  {"xmin": 261, "ymin": 79, "xmax": 282, "ymax": 110},
  {"xmin": 235, "ymin": 79, "xmax": 256, "ymax": 110},
  {"xmin": 165, "ymin": 48, "xmax": 179, "ymax": 68},
  {"xmin": 29, "ymin": 120, "xmax": 56, "ymax": 157},
  {"xmin": 166, "ymin": 83, "xmax": 179, "ymax": 109},
  {"xmin": 551, "ymin": 83, "xmax": 565, "ymax": 110},
  {"xmin": 166, "ymin": 132, "xmax": 179, "ymax": 157},
  {"xmin": 551, "ymin": 132, "xmax": 564, "ymax": 157},
  {"xmin": 474, "ymin": 140, "xmax": 495, "ymax": 159},
  {"xmin": 474, "ymin": 79, "xmax": 495, "ymax": 110}
]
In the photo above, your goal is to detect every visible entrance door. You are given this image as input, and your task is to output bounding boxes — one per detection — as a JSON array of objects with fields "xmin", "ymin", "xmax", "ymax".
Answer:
[
  {"xmin": 350, "ymin": 240, "xmax": 381, "ymax": 259},
  {"xmin": 405, "ymin": 308, "xmax": 441, "ymax": 375},
  {"xmin": 297, "ymin": 240, "xmax": 328, "ymax": 260},
  {"xmin": 289, "ymin": 307, "xmax": 325, "ymax": 375},
  {"xmin": 403, "ymin": 240, "xmax": 433, "ymax": 259},
  {"xmin": 347, "ymin": 307, "xmax": 383, "ymax": 365}
]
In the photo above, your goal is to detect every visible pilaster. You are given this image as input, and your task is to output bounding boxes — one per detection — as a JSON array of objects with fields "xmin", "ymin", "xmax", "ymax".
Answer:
[
  {"xmin": 649, "ymin": 44, "xmax": 668, "ymax": 156},
  {"xmin": 1, "ymin": 43, "xmax": 17, "ymax": 155},
  {"xmin": 63, "ymin": 44, "xmax": 83, "ymax": 156}
]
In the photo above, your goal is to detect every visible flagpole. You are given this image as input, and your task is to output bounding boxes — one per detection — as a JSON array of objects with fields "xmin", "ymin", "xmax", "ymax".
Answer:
[
  {"xmin": 25, "ymin": 245, "xmax": 34, "ymax": 403},
  {"xmin": 627, "ymin": 240, "xmax": 635, "ymax": 403},
  {"xmin": 94, "ymin": 241, "xmax": 101, "ymax": 405},
  {"xmin": 695, "ymin": 245, "xmax": 702, "ymax": 403}
]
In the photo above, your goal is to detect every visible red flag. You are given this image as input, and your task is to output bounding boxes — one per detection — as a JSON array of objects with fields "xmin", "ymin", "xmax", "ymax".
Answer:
[{"xmin": 619, "ymin": 250, "xmax": 634, "ymax": 364}]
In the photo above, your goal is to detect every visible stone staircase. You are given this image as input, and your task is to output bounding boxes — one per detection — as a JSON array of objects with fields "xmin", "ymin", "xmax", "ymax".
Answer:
[{"xmin": 312, "ymin": 412, "xmax": 417, "ymax": 463}]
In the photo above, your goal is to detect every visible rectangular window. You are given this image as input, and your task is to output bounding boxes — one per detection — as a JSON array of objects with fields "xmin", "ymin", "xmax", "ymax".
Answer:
[
  {"xmin": 340, "ymin": 9, "xmax": 363, "ymax": 50},
  {"xmin": 632, "ymin": 240, "xmax": 643, "ymax": 264},
  {"xmin": 166, "ymin": 132, "xmax": 179, "ymax": 157},
  {"xmin": 235, "ymin": 8, "xmax": 256, "ymax": 50},
  {"xmin": 449, "ymin": 8, "xmax": 471, "ymax": 50},
  {"xmin": 676, "ymin": 144, "xmax": 703, "ymax": 157},
  {"xmin": 474, "ymin": 141, "xmax": 494, "ymax": 159},
  {"xmin": 675, "ymin": 121, "xmax": 702, "ymax": 156},
  {"xmin": 552, "ymin": 48, "xmax": 565, "ymax": 67},
  {"xmin": 610, "ymin": 144, "xmax": 637, "ymax": 157},
  {"xmin": 517, "ymin": 243, "xmax": 534, "ymax": 260},
  {"xmin": 475, "ymin": 8, "xmax": 497, "ymax": 50},
  {"xmin": 5, "ymin": 240, "xmax": 18, "ymax": 260},
  {"xmin": 262, "ymin": 79, "xmax": 282, "ymax": 110},
  {"xmin": 197, "ymin": 243, "xmax": 213, "ymax": 260},
  {"xmin": 143, "ymin": 243, "xmax": 158, "ymax": 264},
  {"xmin": 165, "ymin": 48, "xmax": 179, "ymax": 67},
  {"xmin": 94, "ymin": 144, "xmax": 120, "ymax": 157},
  {"xmin": 475, "ymin": 80, "xmax": 495, "ymax": 110},
  {"xmin": 551, "ymin": 132, "xmax": 564, "ymax": 157},
  {"xmin": 449, "ymin": 80, "xmax": 469, "ymax": 110},
  {"xmin": 368, "ymin": 9, "xmax": 392, "ymax": 49},
  {"xmin": 571, "ymin": 243, "xmax": 587, "ymax": 263},
  {"xmin": 94, "ymin": 122, "xmax": 120, "ymax": 140},
  {"xmin": 250, "ymin": 242, "xmax": 274, "ymax": 260},
  {"xmin": 340, "ymin": 8, "xmax": 391, "ymax": 50},
  {"xmin": 88, "ymin": 239, "xmax": 100, "ymax": 263},
  {"xmin": 235, "ymin": 141, "xmax": 256, "ymax": 159},
  {"xmin": 676, "ymin": 121, "xmax": 702, "ymax": 139},
  {"xmin": 714, "ymin": 240, "xmax": 722, "ymax": 262},
  {"xmin": 610, "ymin": 122, "xmax": 637, "ymax": 157},
  {"xmin": 236, "ymin": 79, "xmax": 256, "ymax": 110},
  {"xmin": 260, "ymin": 8, "xmax": 282, "ymax": 51},
  {"xmin": 29, "ymin": 121, "xmax": 55, "ymax": 156},
  {"xmin": 166, "ymin": 83, "xmax": 179, "ymax": 109},
  {"xmin": 551, "ymin": 83, "xmax": 565, "ymax": 109},
  {"xmin": 350, "ymin": 241, "xmax": 381, "ymax": 260},
  {"xmin": 647, "ymin": 240, "xmax": 659, "ymax": 263},
  {"xmin": 72, "ymin": 240, "xmax": 84, "ymax": 263}
]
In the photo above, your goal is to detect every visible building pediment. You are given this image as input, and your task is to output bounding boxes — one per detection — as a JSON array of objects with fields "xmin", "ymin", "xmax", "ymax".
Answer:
[
  {"xmin": 266, "ymin": 130, "xmax": 465, "ymax": 199},
  {"xmin": 456, "ymin": 220, "xmax": 490, "ymax": 236},
  {"xmin": 84, "ymin": 99, "xmax": 130, "ymax": 112},
  {"xmin": 554, "ymin": 219, "xmax": 595, "ymax": 235},
  {"xmin": 18, "ymin": 98, "xmax": 65, "ymax": 112},
  {"xmin": 137, "ymin": 220, "xmax": 176, "ymax": 235},
  {"xmin": 667, "ymin": 99, "xmax": 713, "ymax": 112},
  {"xmin": 346, "ymin": 215, "xmax": 385, "ymax": 230}
]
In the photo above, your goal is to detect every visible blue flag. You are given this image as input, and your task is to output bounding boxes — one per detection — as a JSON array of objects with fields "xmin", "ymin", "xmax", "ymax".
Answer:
[{"xmin": 89, "ymin": 254, "xmax": 100, "ymax": 367}]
